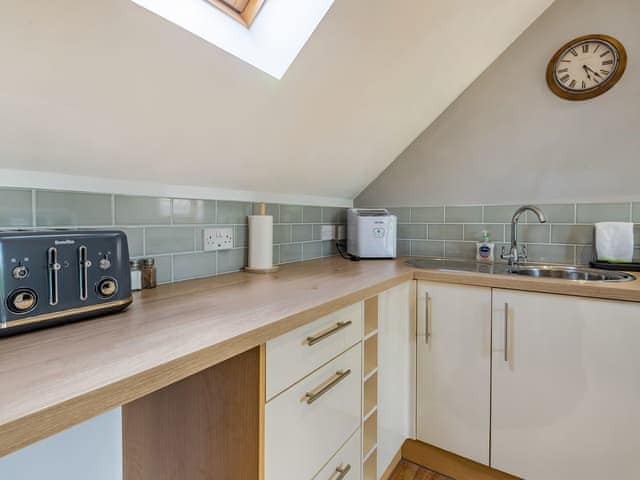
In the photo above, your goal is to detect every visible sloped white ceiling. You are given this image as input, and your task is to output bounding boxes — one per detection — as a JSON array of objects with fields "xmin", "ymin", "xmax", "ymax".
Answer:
[{"xmin": 0, "ymin": 0, "xmax": 554, "ymax": 203}]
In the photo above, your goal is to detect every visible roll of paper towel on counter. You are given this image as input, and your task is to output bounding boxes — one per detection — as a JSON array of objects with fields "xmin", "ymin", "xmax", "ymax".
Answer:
[{"xmin": 246, "ymin": 204, "xmax": 278, "ymax": 273}]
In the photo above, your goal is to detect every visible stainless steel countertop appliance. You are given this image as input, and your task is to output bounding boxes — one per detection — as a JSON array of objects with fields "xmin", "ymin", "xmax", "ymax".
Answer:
[{"xmin": 0, "ymin": 230, "xmax": 132, "ymax": 337}]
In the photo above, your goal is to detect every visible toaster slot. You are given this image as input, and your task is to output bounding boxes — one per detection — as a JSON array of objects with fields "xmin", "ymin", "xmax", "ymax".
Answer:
[
  {"xmin": 47, "ymin": 247, "xmax": 61, "ymax": 306},
  {"xmin": 78, "ymin": 245, "xmax": 92, "ymax": 301}
]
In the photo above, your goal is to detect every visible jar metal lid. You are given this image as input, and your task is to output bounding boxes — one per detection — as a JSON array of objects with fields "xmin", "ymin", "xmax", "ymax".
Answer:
[
  {"xmin": 130, "ymin": 259, "xmax": 141, "ymax": 269},
  {"xmin": 142, "ymin": 257, "xmax": 155, "ymax": 266}
]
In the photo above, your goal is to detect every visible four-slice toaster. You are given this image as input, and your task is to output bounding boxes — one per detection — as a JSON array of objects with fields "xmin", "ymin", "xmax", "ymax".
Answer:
[{"xmin": 0, "ymin": 230, "xmax": 132, "ymax": 337}]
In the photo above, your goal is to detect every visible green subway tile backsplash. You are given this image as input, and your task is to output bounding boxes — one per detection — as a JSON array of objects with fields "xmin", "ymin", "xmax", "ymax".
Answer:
[
  {"xmin": 0, "ymin": 188, "xmax": 32, "ymax": 226},
  {"xmin": 463, "ymin": 224, "xmax": 504, "ymax": 242},
  {"xmin": 217, "ymin": 201, "xmax": 251, "ymax": 225},
  {"xmin": 526, "ymin": 204, "xmax": 574, "ymax": 224},
  {"xmin": 280, "ymin": 243, "xmax": 303, "ymax": 263},
  {"xmin": 115, "ymin": 195, "xmax": 172, "ymax": 225},
  {"xmin": 218, "ymin": 248, "xmax": 247, "ymax": 274},
  {"xmin": 174, "ymin": 252, "xmax": 217, "ymax": 281},
  {"xmin": 0, "ymin": 187, "xmax": 346, "ymax": 284},
  {"xmin": 398, "ymin": 224, "xmax": 427, "ymax": 239},
  {"xmin": 280, "ymin": 205, "xmax": 303, "ymax": 223},
  {"xmin": 392, "ymin": 201, "xmax": 639, "ymax": 266},
  {"xmin": 302, "ymin": 206, "xmax": 322, "ymax": 223},
  {"xmin": 292, "ymin": 224, "xmax": 313, "ymax": 242},
  {"xmin": 576, "ymin": 203, "xmax": 630, "ymax": 224},
  {"xmin": 36, "ymin": 191, "xmax": 112, "ymax": 226},
  {"xmin": 172, "ymin": 199, "xmax": 215, "ymax": 224},
  {"xmin": 146, "ymin": 227, "xmax": 195, "ymax": 255},
  {"xmin": 428, "ymin": 224, "xmax": 463, "ymax": 241},
  {"xmin": 410, "ymin": 206, "xmax": 444, "ymax": 223},
  {"xmin": 445, "ymin": 206, "xmax": 482, "ymax": 223}
]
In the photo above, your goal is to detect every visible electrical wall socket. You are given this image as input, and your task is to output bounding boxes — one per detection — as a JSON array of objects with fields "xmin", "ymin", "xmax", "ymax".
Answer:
[
  {"xmin": 203, "ymin": 227, "xmax": 234, "ymax": 251},
  {"xmin": 320, "ymin": 225, "xmax": 335, "ymax": 241}
]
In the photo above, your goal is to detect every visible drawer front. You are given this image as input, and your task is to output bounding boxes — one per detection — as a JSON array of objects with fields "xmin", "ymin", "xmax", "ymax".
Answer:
[
  {"xmin": 265, "ymin": 343, "xmax": 362, "ymax": 480},
  {"xmin": 267, "ymin": 302, "xmax": 363, "ymax": 400},
  {"xmin": 313, "ymin": 429, "xmax": 362, "ymax": 480}
]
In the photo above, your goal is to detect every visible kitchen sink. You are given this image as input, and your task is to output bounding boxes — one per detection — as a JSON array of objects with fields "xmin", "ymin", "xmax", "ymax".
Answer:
[
  {"xmin": 405, "ymin": 258, "xmax": 636, "ymax": 282},
  {"xmin": 509, "ymin": 265, "xmax": 635, "ymax": 282}
]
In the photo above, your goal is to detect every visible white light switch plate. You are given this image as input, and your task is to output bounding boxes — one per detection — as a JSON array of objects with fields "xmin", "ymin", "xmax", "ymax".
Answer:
[{"xmin": 203, "ymin": 227, "xmax": 234, "ymax": 251}]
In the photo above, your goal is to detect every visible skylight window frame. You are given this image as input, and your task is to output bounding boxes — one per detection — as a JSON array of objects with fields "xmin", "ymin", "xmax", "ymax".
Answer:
[{"xmin": 206, "ymin": 0, "xmax": 266, "ymax": 27}]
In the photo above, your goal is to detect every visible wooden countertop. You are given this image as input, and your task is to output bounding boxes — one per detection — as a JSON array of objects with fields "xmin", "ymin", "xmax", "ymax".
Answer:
[{"xmin": 1, "ymin": 256, "xmax": 639, "ymax": 457}]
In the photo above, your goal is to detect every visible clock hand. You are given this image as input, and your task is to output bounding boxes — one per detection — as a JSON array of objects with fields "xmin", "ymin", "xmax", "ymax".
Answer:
[
  {"xmin": 584, "ymin": 65, "xmax": 602, "ymax": 77},
  {"xmin": 582, "ymin": 65, "xmax": 592, "ymax": 80}
]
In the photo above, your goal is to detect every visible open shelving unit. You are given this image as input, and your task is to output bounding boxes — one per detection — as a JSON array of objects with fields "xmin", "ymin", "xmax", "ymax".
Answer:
[{"xmin": 362, "ymin": 295, "xmax": 379, "ymax": 480}]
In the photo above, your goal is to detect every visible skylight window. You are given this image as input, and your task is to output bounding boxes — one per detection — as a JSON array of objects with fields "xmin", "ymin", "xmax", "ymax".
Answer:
[
  {"xmin": 131, "ymin": 0, "xmax": 335, "ymax": 79},
  {"xmin": 206, "ymin": 0, "xmax": 265, "ymax": 28}
]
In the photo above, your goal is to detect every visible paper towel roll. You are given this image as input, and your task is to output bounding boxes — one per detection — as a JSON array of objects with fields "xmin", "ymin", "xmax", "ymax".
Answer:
[{"xmin": 248, "ymin": 215, "xmax": 274, "ymax": 270}]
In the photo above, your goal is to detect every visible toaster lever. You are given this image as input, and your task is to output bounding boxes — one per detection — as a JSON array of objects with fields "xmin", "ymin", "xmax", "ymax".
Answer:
[{"xmin": 48, "ymin": 247, "xmax": 61, "ymax": 306}]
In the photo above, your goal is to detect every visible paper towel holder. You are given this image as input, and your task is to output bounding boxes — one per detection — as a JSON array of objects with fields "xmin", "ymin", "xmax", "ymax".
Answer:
[{"xmin": 244, "ymin": 203, "xmax": 280, "ymax": 274}]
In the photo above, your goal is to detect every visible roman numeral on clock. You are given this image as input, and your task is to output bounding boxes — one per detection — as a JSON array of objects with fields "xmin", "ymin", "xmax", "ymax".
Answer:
[
  {"xmin": 582, "ymin": 44, "xmax": 589, "ymax": 53},
  {"xmin": 570, "ymin": 48, "xmax": 578, "ymax": 56},
  {"xmin": 603, "ymin": 59, "xmax": 614, "ymax": 65},
  {"xmin": 569, "ymin": 79, "xmax": 577, "ymax": 88},
  {"xmin": 560, "ymin": 74, "xmax": 570, "ymax": 83}
]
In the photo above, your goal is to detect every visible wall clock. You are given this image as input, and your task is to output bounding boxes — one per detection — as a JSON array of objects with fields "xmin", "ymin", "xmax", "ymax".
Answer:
[{"xmin": 546, "ymin": 34, "xmax": 627, "ymax": 101}]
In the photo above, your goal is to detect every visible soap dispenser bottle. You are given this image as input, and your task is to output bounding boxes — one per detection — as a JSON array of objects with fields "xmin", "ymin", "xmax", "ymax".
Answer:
[{"xmin": 476, "ymin": 230, "xmax": 495, "ymax": 263}]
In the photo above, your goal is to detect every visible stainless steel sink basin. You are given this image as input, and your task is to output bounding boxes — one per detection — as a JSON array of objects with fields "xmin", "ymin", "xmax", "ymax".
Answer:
[
  {"xmin": 405, "ymin": 258, "xmax": 636, "ymax": 282},
  {"xmin": 509, "ymin": 265, "xmax": 635, "ymax": 282}
]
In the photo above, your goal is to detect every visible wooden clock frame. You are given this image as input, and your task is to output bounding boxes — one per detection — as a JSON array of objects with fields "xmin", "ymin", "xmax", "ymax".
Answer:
[{"xmin": 546, "ymin": 34, "xmax": 627, "ymax": 101}]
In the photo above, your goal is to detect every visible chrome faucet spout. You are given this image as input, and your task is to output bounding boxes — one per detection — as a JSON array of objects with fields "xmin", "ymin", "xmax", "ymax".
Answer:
[{"xmin": 502, "ymin": 205, "xmax": 547, "ymax": 269}]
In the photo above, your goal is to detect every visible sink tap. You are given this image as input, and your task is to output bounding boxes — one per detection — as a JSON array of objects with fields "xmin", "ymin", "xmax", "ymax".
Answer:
[{"xmin": 501, "ymin": 205, "xmax": 547, "ymax": 269}]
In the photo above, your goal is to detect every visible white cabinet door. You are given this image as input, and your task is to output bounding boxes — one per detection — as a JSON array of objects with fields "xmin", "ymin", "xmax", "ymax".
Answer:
[
  {"xmin": 416, "ymin": 281, "xmax": 491, "ymax": 465},
  {"xmin": 492, "ymin": 290, "xmax": 640, "ymax": 480},
  {"xmin": 377, "ymin": 281, "xmax": 415, "ymax": 478}
]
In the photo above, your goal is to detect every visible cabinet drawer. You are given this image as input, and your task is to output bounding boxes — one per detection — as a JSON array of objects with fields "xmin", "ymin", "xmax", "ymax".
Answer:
[
  {"xmin": 265, "ymin": 343, "xmax": 362, "ymax": 480},
  {"xmin": 313, "ymin": 428, "xmax": 362, "ymax": 480},
  {"xmin": 266, "ymin": 302, "xmax": 362, "ymax": 400}
]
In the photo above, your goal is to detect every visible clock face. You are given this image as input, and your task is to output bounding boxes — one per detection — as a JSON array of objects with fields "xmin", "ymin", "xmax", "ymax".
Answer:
[{"xmin": 547, "ymin": 35, "xmax": 627, "ymax": 100}]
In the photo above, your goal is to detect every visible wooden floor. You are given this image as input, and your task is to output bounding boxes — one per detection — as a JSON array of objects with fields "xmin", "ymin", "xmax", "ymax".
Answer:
[{"xmin": 390, "ymin": 460, "xmax": 454, "ymax": 480}]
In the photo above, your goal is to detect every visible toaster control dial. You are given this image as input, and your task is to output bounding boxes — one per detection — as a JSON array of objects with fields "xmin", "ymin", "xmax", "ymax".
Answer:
[
  {"xmin": 7, "ymin": 289, "xmax": 37, "ymax": 314},
  {"xmin": 97, "ymin": 278, "xmax": 118, "ymax": 298},
  {"xmin": 99, "ymin": 257, "xmax": 112, "ymax": 270},
  {"xmin": 12, "ymin": 265, "xmax": 30, "ymax": 280}
]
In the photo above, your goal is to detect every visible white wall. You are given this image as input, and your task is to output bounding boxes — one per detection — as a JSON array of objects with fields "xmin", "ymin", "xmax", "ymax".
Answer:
[
  {"xmin": 356, "ymin": 0, "xmax": 640, "ymax": 207},
  {"xmin": 0, "ymin": 409, "xmax": 122, "ymax": 480},
  {"xmin": 0, "ymin": 0, "xmax": 552, "ymax": 202}
]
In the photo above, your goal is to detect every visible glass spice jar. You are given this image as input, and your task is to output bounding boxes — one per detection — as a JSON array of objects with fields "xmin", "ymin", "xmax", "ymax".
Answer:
[
  {"xmin": 130, "ymin": 259, "xmax": 142, "ymax": 291},
  {"xmin": 142, "ymin": 258, "xmax": 157, "ymax": 289}
]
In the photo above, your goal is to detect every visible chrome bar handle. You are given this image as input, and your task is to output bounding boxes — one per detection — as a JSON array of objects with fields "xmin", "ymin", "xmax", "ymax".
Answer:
[
  {"xmin": 78, "ymin": 245, "xmax": 92, "ymax": 301},
  {"xmin": 504, "ymin": 302, "xmax": 509, "ymax": 362},
  {"xmin": 306, "ymin": 321, "xmax": 352, "ymax": 346},
  {"xmin": 47, "ymin": 247, "xmax": 61, "ymax": 306},
  {"xmin": 335, "ymin": 464, "xmax": 352, "ymax": 479},
  {"xmin": 425, "ymin": 292, "xmax": 431, "ymax": 344},
  {"xmin": 305, "ymin": 369, "xmax": 352, "ymax": 405}
]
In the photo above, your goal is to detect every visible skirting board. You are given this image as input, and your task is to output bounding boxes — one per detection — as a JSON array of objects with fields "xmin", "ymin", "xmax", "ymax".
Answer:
[
  {"xmin": 380, "ymin": 447, "xmax": 403, "ymax": 480},
  {"xmin": 401, "ymin": 440, "xmax": 521, "ymax": 480}
]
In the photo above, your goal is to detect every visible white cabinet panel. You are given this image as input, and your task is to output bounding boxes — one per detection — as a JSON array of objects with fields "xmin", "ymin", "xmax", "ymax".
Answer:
[
  {"xmin": 377, "ymin": 281, "xmax": 415, "ymax": 478},
  {"xmin": 267, "ymin": 302, "xmax": 363, "ymax": 400},
  {"xmin": 416, "ymin": 281, "xmax": 491, "ymax": 465},
  {"xmin": 492, "ymin": 290, "xmax": 640, "ymax": 480},
  {"xmin": 313, "ymin": 429, "xmax": 361, "ymax": 480},
  {"xmin": 265, "ymin": 343, "xmax": 362, "ymax": 480},
  {"xmin": 0, "ymin": 408, "xmax": 122, "ymax": 480}
]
